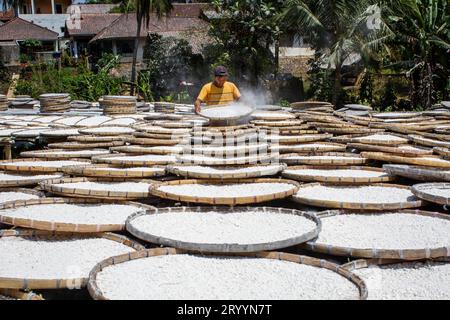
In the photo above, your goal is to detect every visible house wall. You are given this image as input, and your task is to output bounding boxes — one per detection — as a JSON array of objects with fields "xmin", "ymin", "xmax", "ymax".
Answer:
[
  {"xmin": 0, "ymin": 42, "xmax": 20, "ymax": 66},
  {"xmin": 20, "ymin": 14, "xmax": 69, "ymax": 37},
  {"xmin": 22, "ymin": 0, "xmax": 72, "ymax": 14}
]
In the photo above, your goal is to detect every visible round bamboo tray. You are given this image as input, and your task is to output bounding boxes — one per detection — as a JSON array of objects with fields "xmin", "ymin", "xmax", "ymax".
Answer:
[
  {"xmin": 0, "ymin": 198, "xmax": 153, "ymax": 232},
  {"xmin": 132, "ymin": 131, "xmax": 190, "ymax": 140},
  {"xmin": 280, "ymin": 153, "xmax": 367, "ymax": 166},
  {"xmin": 251, "ymin": 111, "xmax": 296, "ymax": 121},
  {"xmin": 167, "ymin": 164, "xmax": 286, "ymax": 179},
  {"xmin": 409, "ymin": 134, "xmax": 450, "ymax": 148},
  {"xmin": 149, "ymin": 178, "xmax": 300, "ymax": 205},
  {"xmin": 92, "ymin": 153, "xmax": 177, "ymax": 167},
  {"xmin": 433, "ymin": 147, "xmax": 450, "ymax": 158},
  {"xmin": 266, "ymin": 133, "xmax": 333, "ymax": 144},
  {"xmin": 303, "ymin": 210, "xmax": 450, "ymax": 260},
  {"xmin": 20, "ymin": 149, "xmax": 110, "ymax": 159},
  {"xmin": 183, "ymin": 143, "xmax": 269, "ymax": 157},
  {"xmin": 39, "ymin": 177, "xmax": 156, "ymax": 200},
  {"xmin": 124, "ymin": 136, "xmax": 187, "ymax": 146},
  {"xmin": 343, "ymin": 133, "xmax": 409, "ymax": 146},
  {"xmin": 348, "ymin": 143, "xmax": 433, "ymax": 157},
  {"xmin": 176, "ymin": 153, "xmax": 278, "ymax": 166},
  {"xmin": 272, "ymin": 142, "xmax": 346, "ymax": 154},
  {"xmin": 0, "ymin": 289, "xmax": 44, "ymax": 300},
  {"xmin": 68, "ymin": 135, "xmax": 130, "ymax": 142},
  {"xmin": 292, "ymin": 183, "xmax": 423, "ymax": 210},
  {"xmin": 110, "ymin": 145, "xmax": 183, "ymax": 155},
  {"xmin": 0, "ymin": 188, "xmax": 44, "ymax": 204},
  {"xmin": 0, "ymin": 172, "xmax": 63, "ymax": 188},
  {"xmin": 199, "ymin": 105, "xmax": 254, "ymax": 121},
  {"xmin": 0, "ymin": 230, "xmax": 143, "ymax": 290},
  {"xmin": 383, "ymin": 164, "xmax": 450, "ymax": 182},
  {"xmin": 250, "ymin": 119, "xmax": 304, "ymax": 127},
  {"xmin": 78, "ymin": 126, "xmax": 135, "ymax": 136},
  {"xmin": 126, "ymin": 206, "xmax": 321, "ymax": 253},
  {"xmin": 282, "ymin": 166, "xmax": 393, "ymax": 184},
  {"xmin": 361, "ymin": 152, "xmax": 450, "ymax": 168},
  {"xmin": 0, "ymin": 158, "xmax": 91, "ymax": 173},
  {"xmin": 317, "ymin": 127, "xmax": 384, "ymax": 135},
  {"xmin": 132, "ymin": 125, "xmax": 191, "ymax": 135},
  {"xmin": 411, "ymin": 183, "xmax": 450, "ymax": 205},
  {"xmin": 40, "ymin": 128, "xmax": 81, "ymax": 138},
  {"xmin": 62, "ymin": 164, "xmax": 166, "ymax": 179},
  {"xmin": 152, "ymin": 120, "xmax": 194, "ymax": 129},
  {"xmin": 291, "ymin": 101, "xmax": 333, "ymax": 110},
  {"xmin": 373, "ymin": 112, "xmax": 421, "ymax": 119},
  {"xmin": 87, "ymin": 247, "xmax": 367, "ymax": 300},
  {"xmin": 48, "ymin": 140, "xmax": 125, "ymax": 150}
]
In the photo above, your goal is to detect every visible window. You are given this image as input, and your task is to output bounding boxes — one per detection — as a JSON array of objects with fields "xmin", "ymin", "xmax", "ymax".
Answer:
[
  {"xmin": 55, "ymin": 4, "xmax": 63, "ymax": 14},
  {"xmin": 117, "ymin": 40, "xmax": 134, "ymax": 56},
  {"xmin": 22, "ymin": 5, "xmax": 28, "ymax": 14}
]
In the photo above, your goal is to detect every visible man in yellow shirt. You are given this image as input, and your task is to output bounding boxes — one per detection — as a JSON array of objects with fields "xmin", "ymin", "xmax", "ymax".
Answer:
[{"xmin": 195, "ymin": 66, "xmax": 241, "ymax": 113}]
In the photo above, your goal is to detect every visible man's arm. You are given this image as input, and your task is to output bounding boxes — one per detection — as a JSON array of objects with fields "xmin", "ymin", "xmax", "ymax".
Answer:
[{"xmin": 194, "ymin": 99, "xmax": 202, "ymax": 113}]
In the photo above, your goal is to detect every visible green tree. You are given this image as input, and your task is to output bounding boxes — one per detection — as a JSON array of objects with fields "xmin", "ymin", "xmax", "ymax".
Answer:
[
  {"xmin": 206, "ymin": 0, "xmax": 284, "ymax": 88},
  {"xmin": 380, "ymin": 0, "xmax": 450, "ymax": 109},
  {"xmin": 279, "ymin": 0, "xmax": 391, "ymax": 106},
  {"xmin": 128, "ymin": 0, "xmax": 173, "ymax": 96}
]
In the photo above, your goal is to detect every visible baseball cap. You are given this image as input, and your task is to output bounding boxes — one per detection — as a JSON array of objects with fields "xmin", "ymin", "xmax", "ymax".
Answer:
[{"xmin": 214, "ymin": 66, "xmax": 229, "ymax": 77}]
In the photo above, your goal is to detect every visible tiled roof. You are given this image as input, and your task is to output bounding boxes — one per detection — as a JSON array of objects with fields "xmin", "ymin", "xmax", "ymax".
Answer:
[
  {"xmin": 90, "ymin": 12, "xmax": 209, "ymax": 42},
  {"xmin": 66, "ymin": 13, "xmax": 122, "ymax": 36},
  {"xmin": 67, "ymin": 4, "xmax": 119, "ymax": 14},
  {"xmin": 0, "ymin": 17, "xmax": 58, "ymax": 41}
]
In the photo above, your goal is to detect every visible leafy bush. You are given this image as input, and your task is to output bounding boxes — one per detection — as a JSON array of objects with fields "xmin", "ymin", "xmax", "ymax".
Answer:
[{"xmin": 15, "ymin": 54, "xmax": 126, "ymax": 101}]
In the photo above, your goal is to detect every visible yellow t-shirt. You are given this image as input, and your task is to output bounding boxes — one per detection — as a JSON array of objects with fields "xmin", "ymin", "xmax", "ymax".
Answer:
[{"xmin": 197, "ymin": 82, "xmax": 241, "ymax": 106}]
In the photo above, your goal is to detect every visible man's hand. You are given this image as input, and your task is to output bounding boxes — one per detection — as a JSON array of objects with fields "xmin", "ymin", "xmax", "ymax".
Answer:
[{"xmin": 194, "ymin": 99, "xmax": 202, "ymax": 114}]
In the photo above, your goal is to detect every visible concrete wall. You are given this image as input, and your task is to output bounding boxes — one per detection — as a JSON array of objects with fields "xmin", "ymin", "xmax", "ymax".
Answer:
[
  {"xmin": 0, "ymin": 42, "xmax": 20, "ymax": 66},
  {"xmin": 20, "ymin": 14, "xmax": 69, "ymax": 37}
]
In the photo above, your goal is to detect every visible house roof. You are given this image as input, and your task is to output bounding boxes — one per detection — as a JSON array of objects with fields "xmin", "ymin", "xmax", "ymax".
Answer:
[
  {"xmin": 67, "ymin": 4, "xmax": 119, "ymax": 15},
  {"xmin": 66, "ymin": 13, "xmax": 122, "ymax": 37},
  {"xmin": 0, "ymin": 17, "xmax": 58, "ymax": 41},
  {"xmin": 90, "ymin": 12, "xmax": 210, "ymax": 42}
]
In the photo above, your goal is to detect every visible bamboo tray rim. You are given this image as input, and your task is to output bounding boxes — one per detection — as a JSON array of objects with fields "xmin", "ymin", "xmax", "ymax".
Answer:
[
  {"xmin": 149, "ymin": 178, "xmax": 300, "ymax": 205},
  {"xmin": 126, "ymin": 206, "xmax": 321, "ymax": 253},
  {"xmin": 87, "ymin": 247, "xmax": 367, "ymax": 300},
  {"xmin": 0, "ymin": 198, "xmax": 154, "ymax": 233},
  {"xmin": 292, "ymin": 183, "xmax": 423, "ymax": 210},
  {"xmin": 62, "ymin": 164, "xmax": 166, "ymax": 178},
  {"xmin": 282, "ymin": 165, "xmax": 393, "ymax": 184},
  {"xmin": 92, "ymin": 153, "xmax": 177, "ymax": 166},
  {"xmin": 0, "ymin": 158, "xmax": 91, "ymax": 173},
  {"xmin": 39, "ymin": 177, "xmax": 157, "ymax": 200},
  {"xmin": 167, "ymin": 163, "xmax": 286, "ymax": 179},
  {"xmin": 303, "ymin": 209, "xmax": 450, "ymax": 260},
  {"xmin": 411, "ymin": 183, "xmax": 450, "ymax": 205},
  {"xmin": 361, "ymin": 152, "xmax": 450, "ymax": 168},
  {"xmin": 0, "ymin": 172, "xmax": 63, "ymax": 187},
  {"xmin": 0, "ymin": 230, "xmax": 144, "ymax": 290}
]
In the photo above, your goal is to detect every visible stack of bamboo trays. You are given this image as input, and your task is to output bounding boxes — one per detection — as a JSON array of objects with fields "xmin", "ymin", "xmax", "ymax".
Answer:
[
  {"xmin": 100, "ymin": 96, "xmax": 137, "ymax": 115},
  {"xmin": 39, "ymin": 93, "xmax": 71, "ymax": 113}
]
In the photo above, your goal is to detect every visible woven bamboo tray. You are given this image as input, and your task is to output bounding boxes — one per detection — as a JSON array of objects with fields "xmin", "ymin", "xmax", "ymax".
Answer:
[
  {"xmin": 132, "ymin": 125, "xmax": 191, "ymax": 135},
  {"xmin": 78, "ymin": 126, "xmax": 135, "ymax": 136},
  {"xmin": 348, "ymin": 143, "xmax": 432, "ymax": 157},
  {"xmin": 87, "ymin": 247, "xmax": 367, "ymax": 300},
  {"xmin": 39, "ymin": 177, "xmax": 157, "ymax": 200},
  {"xmin": 433, "ymin": 147, "xmax": 450, "ymax": 158},
  {"xmin": 0, "ymin": 198, "xmax": 153, "ymax": 232},
  {"xmin": 48, "ymin": 140, "xmax": 125, "ymax": 150},
  {"xmin": 92, "ymin": 153, "xmax": 177, "ymax": 167},
  {"xmin": 409, "ymin": 135, "xmax": 450, "ymax": 148},
  {"xmin": 272, "ymin": 142, "xmax": 346, "ymax": 154},
  {"xmin": 149, "ymin": 178, "xmax": 300, "ymax": 205},
  {"xmin": 40, "ymin": 128, "xmax": 81, "ymax": 138},
  {"xmin": 0, "ymin": 230, "xmax": 143, "ymax": 290},
  {"xmin": 132, "ymin": 131, "xmax": 190, "ymax": 140},
  {"xmin": 302, "ymin": 210, "xmax": 450, "ymax": 260},
  {"xmin": 0, "ymin": 158, "xmax": 91, "ymax": 173},
  {"xmin": 250, "ymin": 111, "xmax": 296, "ymax": 121},
  {"xmin": 292, "ymin": 183, "xmax": 423, "ymax": 210},
  {"xmin": 199, "ymin": 105, "xmax": 254, "ymax": 121},
  {"xmin": 68, "ymin": 135, "xmax": 130, "ymax": 142},
  {"xmin": 282, "ymin": 166, "xmax": 393, "ymax": 184},
  {"xmin": 110, "ymin": 145, "xmax": 183, "ymax": 155},
  {"xmin": 0, "ymin": 172, "xmax": 63, "ymax": 188},
  {"xmin": 0, "ymin": 289, "xmax": 43, "ymax": 300},
  {"xmin": 373, "ymin": 112, "xmax": 421, "ymax": 119},
  {"xmin": 361, "ymin": 152, "xmax": 450, "ymax": 168},
  {"xmin": 346, "ymin": 133, "xmax": 409, "ymax": 146},
  {"xmin": 411, "ymin": 183, "xmax": 450, "ymax": 205},
  {"xmin": 167, "ymin": 164, "xmax": 286, "ymax": 179},
  {"xmin": 20, "ymin": 149, "xmax": 110, "ymax": 159},
  {"xmin": 176, "ymin": 153, "xmax": 278, "ymax": 166},
  {"xmin": 280, "ymin": 153, "xmax": 368, "ymax": 166},
  {"xmin": 0, "ymin": 188, "xmax": 44, "ymax": 203},
  {"xmin": 125, "ymin": 206, "xmax": 320, "ymax": 253},
  {"xmin": 250, "ymin": 119, "xmax": 304, "ymax": 127},
  {"xmin": 62, "ymin": 164, "xmax": 166, "ymax": 179},
  {"xmin": 124, "ymin": 136, "xmax": 187, "ymax": 146},
  {"xmin": 383, "ymin": 164, "xmax": 450, "ymax": 182},
  {"xmin": 183, "ymin": 143, "xmax": 269, "ymax": 157},
  {"xmin": 152, "ymin": 120, "xmax": 194, "ymax": 128},
  {"xmin": 266, "ymin": 133, "xmax": 333, "ymax": 144},
  {"xmin": 317, "ymin": 127, "xmax": 384, "ymax": 135},
  {"xmin": 291, "ymin": 101, "xmax": 333, "ymax": 110}
]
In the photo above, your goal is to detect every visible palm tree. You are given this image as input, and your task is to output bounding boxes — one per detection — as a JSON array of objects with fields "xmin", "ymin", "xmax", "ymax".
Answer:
[
  {"xmin": 129, "ymin": 0, "xmax": 173, "ymax": 96},
  {"xmin": 279, "ymin": 0, "xmax": 392, "ymax": 105},
  {"xmin": 2, "ymin": 0, "xmax": 25, "ymax": 17},
  {"xmin": 380, "ymin": 0, "xmax": 450, "ymax": 109}
]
